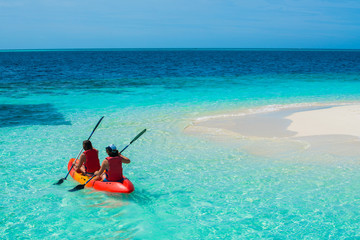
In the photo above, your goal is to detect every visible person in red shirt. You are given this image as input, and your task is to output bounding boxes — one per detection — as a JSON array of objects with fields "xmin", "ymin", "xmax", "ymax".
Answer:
[
  {"xmin": 94, "ymin": 144, "xmax": 130, "ymax": 182},
  {"xmin": 74, "ymin": 140, "xmax": 100, "ymax": 176}
]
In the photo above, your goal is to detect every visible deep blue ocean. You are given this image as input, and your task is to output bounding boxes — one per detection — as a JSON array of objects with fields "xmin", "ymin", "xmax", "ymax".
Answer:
[{"xmin": 1, "ymin": 49, "xmax": 360, "ymax": 239}]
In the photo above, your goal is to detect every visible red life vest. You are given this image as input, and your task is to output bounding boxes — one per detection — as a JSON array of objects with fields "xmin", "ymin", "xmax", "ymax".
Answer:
[
  {"xmin": 83, "ymin": 149, "xmax": 100, "ymax": 173},
  {"xmin": 105, "ymin": 156, "xmax": 123, "ymax": 181}
]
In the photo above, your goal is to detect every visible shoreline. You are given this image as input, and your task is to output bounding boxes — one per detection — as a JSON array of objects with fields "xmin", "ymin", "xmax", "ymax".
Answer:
[{"xmin": 185, "ymin": 102, "xmax": 360, "ymax": 156}]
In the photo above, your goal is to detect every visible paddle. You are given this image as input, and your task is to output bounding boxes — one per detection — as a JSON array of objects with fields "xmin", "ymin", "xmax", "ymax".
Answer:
[
  {"xmin": 120, "ymin": 128, "xmax": 147, "ymax": 154},
  {"xmin": 68, "ymin": 175, "xmax": 96, "ymax": 192},
  {"xmin": 53, "ymin": 116, "xmax": 104, "ymax": 185},
  {"xmin": 68, "ymin": 128, "xmax": 147, "ymax": 192}
]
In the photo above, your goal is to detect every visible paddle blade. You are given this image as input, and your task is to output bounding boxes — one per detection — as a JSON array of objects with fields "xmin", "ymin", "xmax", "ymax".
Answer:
[
  {"xmin": 130, "ymin": 129, "xmax": 146, "ymax": 144},
  {"xmin": 68, "ymin": 184, "xmax": 85, "ymax": 192},
  {"xmin": 69, "ymin": 175, "xmax": 95, "ymax": 192},
  {"xmin": 53, "ymin": 178, "xmax": 65, "ymax": 185}
]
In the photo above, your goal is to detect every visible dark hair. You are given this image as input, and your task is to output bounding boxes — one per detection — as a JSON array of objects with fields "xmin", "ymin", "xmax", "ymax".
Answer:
[
  {"xmin": 83, "ymin": 140, "xmax": 93, "ymax": 150},
  {"xmin": 106, "ymin": 147, "xmax": 119, "ymax": 157}
]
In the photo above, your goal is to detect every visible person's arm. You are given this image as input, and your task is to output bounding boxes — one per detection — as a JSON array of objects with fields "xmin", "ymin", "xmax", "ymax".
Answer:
[
  {"xmin": 94, "ymin": 159, "xmax": 109, "ymax": 176},
  {"xmin": 119, "ymin": 154, "xmax": 130, "ymax": 164},
  {"xmin": 74, "ymin": 153, "xmax": 86, "ymax": 171}
]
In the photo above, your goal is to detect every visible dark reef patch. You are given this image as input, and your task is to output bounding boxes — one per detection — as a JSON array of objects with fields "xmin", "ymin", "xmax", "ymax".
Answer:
[{"xmin": 0, "ymin": 104, "xmax": 71, "ymax": 127}]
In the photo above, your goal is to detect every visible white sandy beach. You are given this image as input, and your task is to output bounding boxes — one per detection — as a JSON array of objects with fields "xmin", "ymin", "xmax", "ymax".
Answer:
[
  {"xmin": 286, "ymin": 104, "xmax": 360, "ymax": 137},
  {"xmin": 185, "ymin": 103, "xmax": 360, "ymax": 157}
]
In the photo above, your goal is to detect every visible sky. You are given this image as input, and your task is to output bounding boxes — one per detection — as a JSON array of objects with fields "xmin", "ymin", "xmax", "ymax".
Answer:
[{"xmin": 0, "ymin": 0, "xmax": 360, "ymax": 49}]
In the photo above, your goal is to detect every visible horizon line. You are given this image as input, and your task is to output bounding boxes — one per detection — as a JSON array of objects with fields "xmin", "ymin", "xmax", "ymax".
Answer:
[{"xmin": 1, "ymin": 47, "xmax": 360, "ymax": 52}]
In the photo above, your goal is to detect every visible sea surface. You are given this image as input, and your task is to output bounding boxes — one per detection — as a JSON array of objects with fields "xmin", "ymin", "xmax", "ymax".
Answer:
[{"xmin": 1, "ymin": 49, "xmax": 360, "ymax": 239}]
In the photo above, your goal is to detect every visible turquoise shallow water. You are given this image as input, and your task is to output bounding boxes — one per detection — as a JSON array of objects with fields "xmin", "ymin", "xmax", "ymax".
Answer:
[{"xmin": 1, "ymin": 49, "xmax": 360, "ymax": 239}]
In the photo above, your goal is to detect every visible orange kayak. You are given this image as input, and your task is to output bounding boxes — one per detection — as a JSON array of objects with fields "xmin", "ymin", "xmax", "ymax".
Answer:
[{"xmin": 67, "ymin": 158, "xmax": 134, "ymax": 193}]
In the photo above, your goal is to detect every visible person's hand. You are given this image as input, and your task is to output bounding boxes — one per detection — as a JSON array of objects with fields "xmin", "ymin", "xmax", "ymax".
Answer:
[
  {"xmin": 74, "ymin": 165, "xmax": 82, "ymax": 173},
  {"xmin": 94, "ymin": 171, "xmax": 99, "ymax": 176}
]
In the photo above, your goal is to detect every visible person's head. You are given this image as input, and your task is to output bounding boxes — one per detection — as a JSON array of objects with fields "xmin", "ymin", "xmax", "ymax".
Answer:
[
  {"xmin": 106, "ymin": 144, "xmax": 118, "ymax": 157},
  {"xmin": 83, "ymin": 140, "xmax": 93, "ymax": 150}
]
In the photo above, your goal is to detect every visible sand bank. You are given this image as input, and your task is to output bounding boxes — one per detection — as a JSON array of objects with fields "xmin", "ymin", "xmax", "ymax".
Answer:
[
  {"xmin": 185, "ymin": 103, "xmax": 360, "ymax": 156},
  {"xmin": 286, "ymin": 105, "xmax": 360, "ymax": 137}
]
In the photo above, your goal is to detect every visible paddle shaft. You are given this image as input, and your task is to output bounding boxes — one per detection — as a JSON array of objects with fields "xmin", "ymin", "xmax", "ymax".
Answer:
[
  {"xmin": 68, "ymin": 174, "xmax": 96, "ymax": 191},
  {"xmin": 84, "ymin": 175, "xmax": 96, "ymax": 186},
  {"xmin": 120, "ymin": 129, "xmax": 146, "ymax": 172},
  {"xmin": 64, "ymin": 116, "xmax": 104, "ymax": 180}
]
